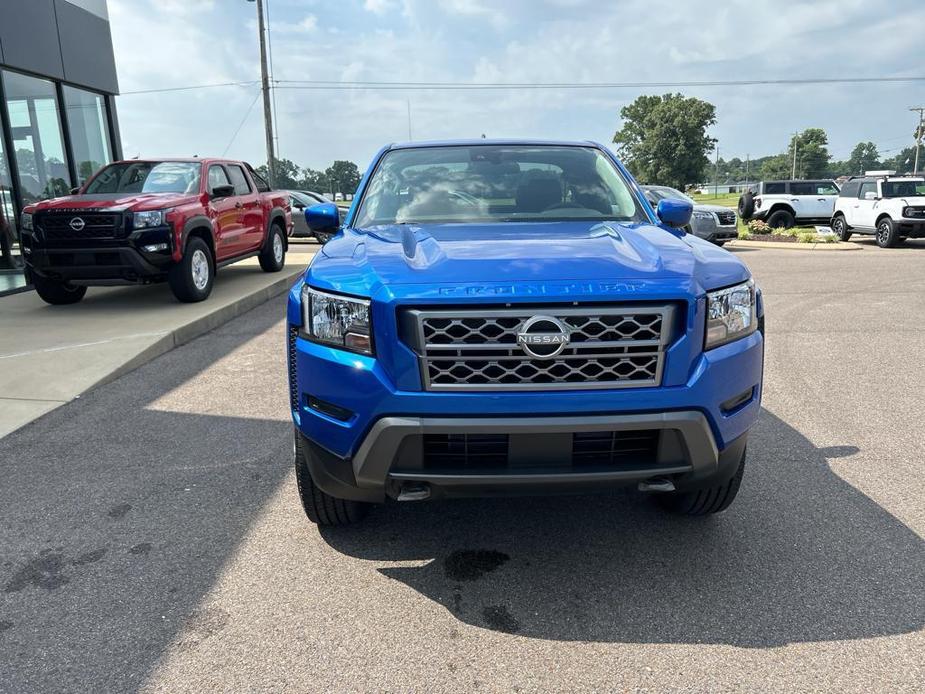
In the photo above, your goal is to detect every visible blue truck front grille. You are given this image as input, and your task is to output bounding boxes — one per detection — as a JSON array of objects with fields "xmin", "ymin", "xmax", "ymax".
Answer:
[{"xmin": 404, "ymin": 305, "xmax": 674, "ymax": 392}]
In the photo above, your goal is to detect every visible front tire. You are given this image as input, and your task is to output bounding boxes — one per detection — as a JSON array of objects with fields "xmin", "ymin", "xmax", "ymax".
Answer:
[
  {"xmin": 259, "ymin": 223, "xmax": 286, "ymax": 272},
  {"xmin": 657, "ymin": 448, "xmax": 746, "ymax": 516},
  {"xmin": 32, "ymin": 274, "xmax": 87, "ymax": 305},
  {"xmin": 875, "ymin": 217, "xmax": 901, "ymax": 248},
  {"xmin": 831, "ymin": 214, "xmax": 851, "ymax": 241},
  {"xmin": 294, "ymin": 431, "xmax": 369, "ymax": 526},
  {"xmin": 168, "ymin": 237, "xmax": 214, "ymax": 303},
  {"xmin": 767, "ymin": 209, "xmax": 795, "ymax": 230}
]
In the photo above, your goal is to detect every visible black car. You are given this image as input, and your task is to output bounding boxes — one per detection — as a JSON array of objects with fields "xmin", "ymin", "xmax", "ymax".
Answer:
[{"xmin": 287, "ymin": 191, "xmax": 334, "ymax": 242}]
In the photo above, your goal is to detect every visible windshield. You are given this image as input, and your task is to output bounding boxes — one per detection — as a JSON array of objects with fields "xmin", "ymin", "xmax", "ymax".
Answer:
[
  {"xmin": 646, "ymin": 186, "xmax": 694, "ymax": 204},
  {"xmin": 881, "ymin": 180, "xmax": 925, "ymax": 198},
  {"xmin": 354, "ymin": 145, "xmax": 644, "ymax": 227},
  {"xmin": 84, "ymin": 161, "xmax": 202, "ymax": 195}
]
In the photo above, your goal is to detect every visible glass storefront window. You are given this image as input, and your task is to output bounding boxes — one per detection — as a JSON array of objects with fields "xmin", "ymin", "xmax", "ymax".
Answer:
[
  {"xmin": 63, "ymin": 85, "xmax": 112, "ymax": 185},
  {"xmin": 0, "ymin": 124, "xmax": 23, "ymax": 276},
  {"xmin": 2, "ymin": 70, "xmax": 73, "ymax": 206}
]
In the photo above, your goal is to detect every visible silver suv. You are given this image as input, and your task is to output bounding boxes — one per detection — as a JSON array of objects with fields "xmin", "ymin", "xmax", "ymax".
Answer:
[
  {"xmin": 642, "ymin": 185, "xmax": 738, "ymax": 245},
  {"xmin": 738, "ymin": 180, "xmax": 839, "ymax": 228}
]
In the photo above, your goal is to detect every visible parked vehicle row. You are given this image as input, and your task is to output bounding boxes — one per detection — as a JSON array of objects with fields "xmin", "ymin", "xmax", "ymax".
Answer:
[
  {"xmin": 19, "ymin": 158, "xmax": 292, "ymax": 304},
  {"xmin": 737, "ymin": 172, "xmax": 925, "ymax": 248}
]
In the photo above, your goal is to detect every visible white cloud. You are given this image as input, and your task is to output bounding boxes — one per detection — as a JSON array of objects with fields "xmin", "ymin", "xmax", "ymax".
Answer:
[{"xmin": 364, "ymin": 0, "xmax": 396, "ymax": 14}]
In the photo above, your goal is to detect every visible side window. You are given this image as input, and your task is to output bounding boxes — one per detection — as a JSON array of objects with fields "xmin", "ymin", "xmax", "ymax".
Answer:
[
  {"xmin": 226, "ymin": 164, "xmax": 251, "ymax": 195},
  {"xmin": 858, "ymin": 182, "xmax": 877, "ymax": 199},
  {"xmin": 790, "ymin": 182, "xmax": 813, "ymax": 196},
  {"xmin": 815, "ymin": 182, "xmax": 839, "ymax": 195},
  {"xmin": 764, "ymin": 182, "xmax": 786, "ymax": 194},
  {"xmin": 208, "ymin": 165, "xmax": 231, "ymax": 193},
  {"xmin": 840, "ymin": 181, "xmax": 860, "ymax": 198},
  {"xmin": 246, "ymin": 164, "xmax": 270, "ymax": 193}
]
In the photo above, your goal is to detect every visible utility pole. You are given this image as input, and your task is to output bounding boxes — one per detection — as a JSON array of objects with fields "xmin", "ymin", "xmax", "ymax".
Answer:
[
  {"xmin": 911, "ymin": 107, "xmax": 925, "ymax": 175},
  {"xmin": 713, "ymin": 145, "xmax": 720, "ymax": 198},
  {"xmin": 251, "ymin": 0, "xmax": 276, "ymax": 188},
  {"xmin": 791, "ymin": 132, "xmax": 799, "ymax": 179},
  {"xmin": 745, "ymin": 154, "xmax": 750, "ymax": 189},
  {"xmin": 407, "ymin": 98, "xmax": 413, "ymax": 141}
]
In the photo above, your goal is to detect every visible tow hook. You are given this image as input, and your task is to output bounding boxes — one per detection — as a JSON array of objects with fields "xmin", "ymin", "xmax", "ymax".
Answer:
[
  {"xmin": 397, "ymin": 483, "xmax": 431, "ymax": 501},
  {"xmin": 637, "ymin": 477, "xmax": 676, "ymax": 493}
]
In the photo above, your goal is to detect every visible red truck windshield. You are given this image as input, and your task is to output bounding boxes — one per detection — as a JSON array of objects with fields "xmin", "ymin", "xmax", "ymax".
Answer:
[{"xmin": 85, "ymin": 161, "xmax": 201, "ymax": 195}]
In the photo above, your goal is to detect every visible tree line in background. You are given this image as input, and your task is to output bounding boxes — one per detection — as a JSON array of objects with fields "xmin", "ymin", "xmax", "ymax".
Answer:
[
  {"xmin": 613, "ymin": 93, "xmax": 919, "ymax": 189},
  {"xmin": 255, "ymin": 158, "xmax": 362, "ymax": 196}
]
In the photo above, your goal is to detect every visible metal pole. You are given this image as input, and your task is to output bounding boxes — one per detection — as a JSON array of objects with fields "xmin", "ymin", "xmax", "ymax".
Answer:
[
  {"xmin": 745, "ymin": 154, "xmax": 749, "ymax": 189},
  {"xmin": 406, "ymin": 98, "xmax": 412, "ymax": 141},
  {"xmin": 911, "ymin": 107, "xmax": 925, "ymax": 175},
  {"xmin": 255, "ymin": 0, "xmax": 276, "ymax": 187},
  {"xmin": 791, "ymin": 133, "xmax": 798, "ymax": 179},
  {"xmin": 713, "ymin": 145, "xmax": 719, "ymax": 198}
]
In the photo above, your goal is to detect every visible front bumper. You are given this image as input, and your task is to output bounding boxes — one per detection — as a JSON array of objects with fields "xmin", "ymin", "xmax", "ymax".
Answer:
[
  {"xmin": 895, "ymin": 219, "xmax": 925, "ymax": 238},
  {"xmin": 289, "ymin": 318, "xmax": 763, "ymax": 502},
  {"xmin": 22, "ymin": 226, "xmax": 174, "ymax": 284},
  {"xmin": 689, "ymin": 216, "xmax": 737, "ymax": 242}
]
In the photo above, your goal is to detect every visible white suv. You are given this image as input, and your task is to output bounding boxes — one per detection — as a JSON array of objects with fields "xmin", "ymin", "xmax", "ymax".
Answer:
[
  {"xmin": 831, "ymin": 173, "xmax": 925, "ymax": 248},
  {"xmin": 738, "ymin": 179, "xmax": 840, "ymax": 228}
]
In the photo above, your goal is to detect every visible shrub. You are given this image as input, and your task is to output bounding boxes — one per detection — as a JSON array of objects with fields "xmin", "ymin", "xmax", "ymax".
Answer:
[
  {"xmin": 797, "ymin": 231, "xmax": 817, "ymax": 243},
  {"xmin": 738, "ymin": 228, "xmax": 752, "ymax": 240},
  {"xmin": 775, "ymin": 227, "xmax": 800, "ymax": 238},
  {"xmin": 746, "ymin": 219, "xmax": 771, "ymax": 234}
]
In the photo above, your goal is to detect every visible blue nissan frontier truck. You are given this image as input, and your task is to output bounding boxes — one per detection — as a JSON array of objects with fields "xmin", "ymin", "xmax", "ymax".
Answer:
[{"xmin": 286, "ymin": 141, "xmax": 764, "ymax": 526}]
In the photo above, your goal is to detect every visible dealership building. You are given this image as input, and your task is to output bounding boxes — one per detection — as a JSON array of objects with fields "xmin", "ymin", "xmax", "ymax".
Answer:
[{"xmin": 0, "ymin": 0, "xmax": 121, "ymax": 293}]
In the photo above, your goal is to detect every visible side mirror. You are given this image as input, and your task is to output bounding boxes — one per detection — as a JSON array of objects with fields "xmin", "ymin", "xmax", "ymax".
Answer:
[
  {"xmin": 292, "ymin": 202, "xmax": 305, "ymax": 210},
  {"xmin": 306, "ymin": 202, "xmax": 340, "ymax": 233},
  {"xmin": 863, "ymin": 191, "xmax": 878, "ymax": 201},
  {"xmin": 70, "ymin": 187, "xmax": 80, "ymax": 195},
  {"xmin": 655, "ymin": 199, "xmax": 692, "ymax": 229},
  {"xmin": 211, "ymin": 184, "xmax": 236, "ymax": 199}
]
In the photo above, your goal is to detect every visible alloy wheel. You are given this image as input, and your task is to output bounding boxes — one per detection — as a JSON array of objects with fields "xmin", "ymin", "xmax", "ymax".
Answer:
[{"xmin": 191, "ymin": 249, "xmax": 210, "ymax": 290}]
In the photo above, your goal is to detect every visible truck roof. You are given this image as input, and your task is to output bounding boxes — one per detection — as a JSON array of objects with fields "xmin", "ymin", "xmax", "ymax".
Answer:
[{"xmin": 386, "ymin": 138, "xmax": 604, "ymax": 150}]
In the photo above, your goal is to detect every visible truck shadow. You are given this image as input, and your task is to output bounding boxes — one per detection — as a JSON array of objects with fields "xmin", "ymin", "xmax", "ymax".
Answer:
[{"xmin": 320, "ymin": 409, "xmax": 925, "ymax": 647}]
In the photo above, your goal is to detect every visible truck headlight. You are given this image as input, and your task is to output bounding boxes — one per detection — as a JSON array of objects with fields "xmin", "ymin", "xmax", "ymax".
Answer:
[
  {"xmin": 302, "ymin": 286, "xmax": 372, "ymax": 354},
  {"xmin": 133, "ymin": 210, "xmax": 168, "ymax": 228},
  {"xmin": 693, "ymin": 211, "xmax": 714, "ymax": 220},
  {"xmin": 705, "ymin": 279, "xmax": 757, "ymax": 350},
  {"xmin": 20, "ymin": 212, "xmax": 33, "ymax": 231}
]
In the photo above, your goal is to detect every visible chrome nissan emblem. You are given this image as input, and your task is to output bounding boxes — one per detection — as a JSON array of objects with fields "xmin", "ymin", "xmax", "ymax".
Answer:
[
  {"xmin": 516, "ymin": 315, "xmax": 571, "ymax": 359},
  {"xmin": 69, "ymin": 217, "xmax": 86, "ymax": 231}
]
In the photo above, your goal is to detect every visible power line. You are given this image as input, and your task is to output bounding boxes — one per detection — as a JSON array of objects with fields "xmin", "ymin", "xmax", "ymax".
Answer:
[
  {"xmin": 222, "ymin": 89, "xmax": 262, "ymax": 156},
  {"xmin": 120, "ymin": 81, "xmax": 260, "ymax": 95},
  {"xmin": 272, "ymin": 75, "xmax": 925, "ymax": 90},
  {"xmin": 118, "ymin": 74, "xmax": 925, "ymax": 96}
]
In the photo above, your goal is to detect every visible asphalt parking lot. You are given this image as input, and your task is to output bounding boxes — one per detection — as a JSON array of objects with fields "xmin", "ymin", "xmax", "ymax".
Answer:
[{"xmin": 1, "ymin": 242, "xmax": 923, "ymax": 693}]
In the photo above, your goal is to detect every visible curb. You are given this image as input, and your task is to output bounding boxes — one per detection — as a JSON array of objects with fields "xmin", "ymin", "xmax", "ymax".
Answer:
[
  {"xmin": 88, "ymin": 267, "xmax": 302, "ymax": 393},
  {"xmin": 728, "ymin": 240, "xmax": 862, "ymax": 252}
]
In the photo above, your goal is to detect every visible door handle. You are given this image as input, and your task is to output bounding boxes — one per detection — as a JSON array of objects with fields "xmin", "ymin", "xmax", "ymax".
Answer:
[{"xmin": 235, "ymin": 202, "xmax": 243, "ymax": 209}]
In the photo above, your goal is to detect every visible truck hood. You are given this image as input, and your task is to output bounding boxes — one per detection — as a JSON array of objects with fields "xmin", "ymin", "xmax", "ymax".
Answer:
[
  {"xmin": 307, "ymin": 221, "xmax": 750, "ymax": 299},
  {"xmin": 27, "ymin": 192, "xmax": 201, "ymax": 213}
]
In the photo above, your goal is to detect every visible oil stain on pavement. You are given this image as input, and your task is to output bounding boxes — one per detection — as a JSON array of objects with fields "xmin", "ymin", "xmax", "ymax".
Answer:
[{"xmin": 3, "ymin": 548, "xmax": 107, "ymax": 593}]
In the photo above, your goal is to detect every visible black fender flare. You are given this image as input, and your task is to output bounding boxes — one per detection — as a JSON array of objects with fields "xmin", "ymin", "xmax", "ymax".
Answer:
[
  {"xmin": 180, "ymin": 215, "xmax": 216, "ymax": 256},
  {"xmin": 264, "ymin": 206, "xmax": 288, "ymax": 251}
]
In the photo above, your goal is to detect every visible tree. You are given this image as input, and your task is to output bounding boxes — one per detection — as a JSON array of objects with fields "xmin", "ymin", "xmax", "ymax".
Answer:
[
  {"xmin": 255, "ymin": 157, "xmax": 303, "ymax": 189},
  {"xmin": 301, "ymin": 168, "xmax": 328, "ymax": 192},
  {"xmin": 759, "ymin": 154, "xmax": 792, "ymax": 180},
  {"xmin": 846, "ymin": 141, "xmax": 880, "ymax": 176},
  {"xmin": 612, "ymin": 93, "xmax": 717, "ymax": 188},
  {"xmin": 789, "ymin": 128, "xmax": 831, "ymax": 179},
  {"xmin": 882, "ymin": 146, "xmax": 917, "ymax": 174},
  {"xmin": 324, "ymin": 160, "xmax": 361, "ymax": 196}
]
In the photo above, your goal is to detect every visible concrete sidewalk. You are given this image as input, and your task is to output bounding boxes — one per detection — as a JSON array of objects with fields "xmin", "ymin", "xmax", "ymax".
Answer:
[{"xmin": 0, "ymin": 242, "xmax": 317, "ymax": 438}]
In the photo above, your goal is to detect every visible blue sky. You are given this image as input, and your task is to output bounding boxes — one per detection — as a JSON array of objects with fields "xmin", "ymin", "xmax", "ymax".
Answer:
[{"xmin": 109, "ymin": 0, "xmax": 925, "ymax": 172}]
